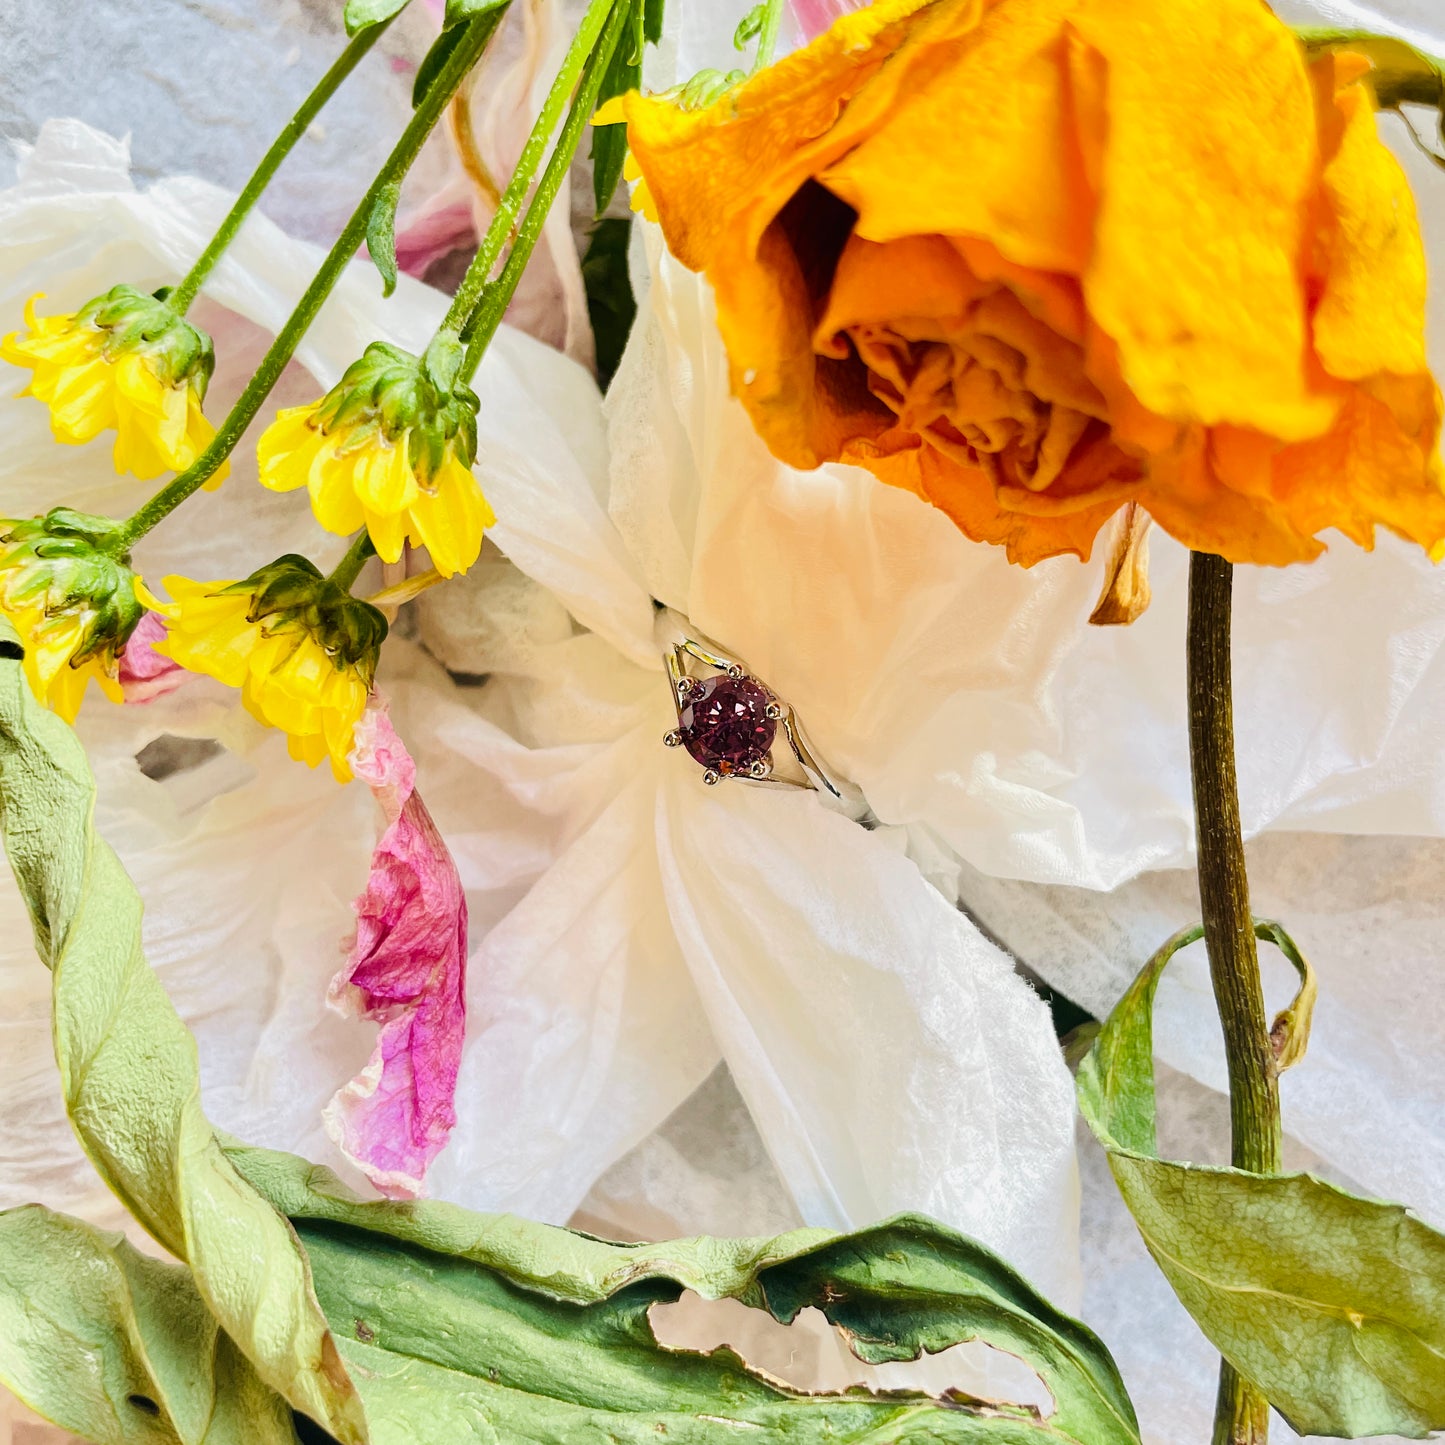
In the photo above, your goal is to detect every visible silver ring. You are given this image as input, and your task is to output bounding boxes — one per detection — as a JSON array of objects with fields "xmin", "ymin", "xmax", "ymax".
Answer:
[{"xmin": 653, "ymin": 604, "xmax": 845, "ymax": 796}]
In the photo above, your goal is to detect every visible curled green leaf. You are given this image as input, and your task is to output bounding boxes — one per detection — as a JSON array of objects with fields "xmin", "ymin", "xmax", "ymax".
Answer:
[
  {"xmin": 0, "ymin": 1205, "xmax": 295, "ymax": 1445},
  {"xmin": 365, "ymin": 178, "xmax": 401, "ymax": 297},
  {"xmin": 0, "ymin": 618, "xmax": 367, "ymax": 1445},
  {"xmin": 228, "ymin": 1143, "xmax": 1143, "ymax": 1444},
  {"xmin": 1078, "ymin": 918, "xmax": 1445, "ymax": 1438}
]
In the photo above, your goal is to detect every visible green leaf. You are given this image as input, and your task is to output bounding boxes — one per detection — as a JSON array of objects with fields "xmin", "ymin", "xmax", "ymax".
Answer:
[
  {"xmin": 0, "ymin": 1205, "xmax": 296, "ymax": 1445},
  {"xmin": 582, "ymin": 216, "xmax": 636, "ymax": 389},
  {"xmin": 414, "ymin": 4, "xmax": 510, "ymax": 106},
  {"xmin": 0, "ymin": 618, "xmax": 367, "ymax": 1445},
  {"xmin": 412, "ymin": 23, "xmax": 467, "ymax": 106},
  {"xmin": 365, "ymin": 178, "xmax": 401, "ymax": 297},
  {"xmin": 343, "ymin": 0, "xmax": 411, "ymax": 37},
  {"xmin": 225, "ymin": 1143, "xmax": 1142, "ymax": 1444},
  {"xmin": 644, "ymin": 0, "xmax": 664, "ymax": 45},
  {"xmin": 1077, "ymin": 919, "xmax": 1445, "ymax": 1438},
  {"xmin": 590, "ymin": 0, "xmax": 645, "ymax": 215},
  {"xmin": 443, "ymin": 0, "xmax": 511, "ymax": 29}
]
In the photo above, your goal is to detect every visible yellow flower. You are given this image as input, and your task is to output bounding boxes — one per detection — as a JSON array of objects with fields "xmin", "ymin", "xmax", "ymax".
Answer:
[
  {"xmin": 153, "ymin": 559, "xmax": 387, "ymax": 782},
  {"xmin": 614, "ymin": 0, "xmax": 1445, "ymax": 569},
  {"xmin": 2, "ymin": 601, "xmax": 124, "ymax": 723},
  {"xmin": 257, "ymin": 342, "xmax": 494, "ymax": 579},
  {"xmin": 2, "ymin": 287, "xmax": 227, "ymax": 484},
  {"xmin": 0, "ymin": 509, "xmax": 145, "ymax": 723}
]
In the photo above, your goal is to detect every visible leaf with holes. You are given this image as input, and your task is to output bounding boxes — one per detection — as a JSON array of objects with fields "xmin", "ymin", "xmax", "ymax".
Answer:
[
  {"xmin": 0, "ymin": 617, "xmax": 366, "ymax": 1444},
  {"xmin": 0, "ymin": 1205, "xmax": 295, "ymax": 1445},
  {"xmin": 222, "ymin": 1142, "xmax": 1142, "ymax": 1444},
  {"xmin": 1077, "ymin": 920, "xmax": 1445, "ymax": 1438}
]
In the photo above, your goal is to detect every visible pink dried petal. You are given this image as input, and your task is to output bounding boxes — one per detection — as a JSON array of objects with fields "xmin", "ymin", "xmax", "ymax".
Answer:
[
  {"xmin": 324, "ymin": 706, "xmax": 468, "ymax": 1198},
  {"xmin": 118, "ymin": 611, "xmax": 187, "ymax": 703},
  {"xmin": 348, "ymin": 703, "xmax": 417, "ymax": 823},
  {"xmin": 790, "ymin": 0, "xmax": 865, "ymax": 40}
]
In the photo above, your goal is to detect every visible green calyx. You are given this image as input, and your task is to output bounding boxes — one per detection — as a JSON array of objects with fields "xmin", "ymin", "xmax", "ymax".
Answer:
[
  {"xmin": 225, "ymin": 555, "xmax": 388, "ymax": 686},
  {"xmin": 0, "ymin": 510, "xmax": 145, "ymax": 667},
  {"xmin": 75, "ymin": 284, "xmax": 217, "ymax": 400},
  {"xmin": 660, "ymin": 66, "xmax": 747, "ymax": 111},
  {"xmin": 311, "ymin": 339, "xmax": 480, "ymax": 484}
]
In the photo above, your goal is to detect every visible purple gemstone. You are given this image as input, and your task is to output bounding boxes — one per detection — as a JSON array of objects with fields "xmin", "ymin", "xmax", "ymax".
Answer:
[{"xmin": 677, "ymin": 675, "xmax": 777, "ymax": 776}]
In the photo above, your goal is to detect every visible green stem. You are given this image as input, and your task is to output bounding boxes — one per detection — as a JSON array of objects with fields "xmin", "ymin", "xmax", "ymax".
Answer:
[
  {"xmin": 459, "ymin": 0, "xmax": 630, "ymax": 377},
  {"xmin": 1293, "ymin": 27, "xmax": 1444, "ymax": 110},
  {"xmin": 111, "ymin": 14, "xmax": 501, "ymax": 554},
  {"xmin": 168, "ymin": 24, "xmax": 389, "ymax": 315},
  {"xmin": 328, "ymin": 531, "xmax": 377, "ymax": 591},
  {"xmin": 438, "ymin": 0, "xmax": 620, "ymax": 339},
  {"xmin": 752, "ymin": 0, "xmax": 786, "ymax": 71},
  {"xmin": 1188, "ymin": 551, "xmax": 1282, "ymax": 1445}
]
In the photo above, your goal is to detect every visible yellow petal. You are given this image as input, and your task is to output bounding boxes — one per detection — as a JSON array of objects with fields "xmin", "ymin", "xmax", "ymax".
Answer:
[{"xmin": 405, "ymin": 456, "xmax": 494, "ymax": 578}]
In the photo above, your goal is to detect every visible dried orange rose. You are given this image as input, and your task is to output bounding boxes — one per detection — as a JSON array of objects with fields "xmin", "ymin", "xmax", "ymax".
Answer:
[{"xmin": 614, "ymin": 0, "xmax": 1445, "ymax": 567}]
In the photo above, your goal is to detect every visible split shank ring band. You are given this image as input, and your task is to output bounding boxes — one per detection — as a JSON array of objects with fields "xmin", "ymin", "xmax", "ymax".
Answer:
[{"xmin": 653, "ymin": 603, "xmax": 844, "ymax": 797}]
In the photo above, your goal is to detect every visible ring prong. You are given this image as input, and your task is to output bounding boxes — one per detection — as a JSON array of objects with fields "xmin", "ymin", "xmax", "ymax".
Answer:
[
  {"xmin": 725, "ymin": 663, "xmax": 745, "ymax": 679},
  {"xmin": 664, "ymin": 730, "xmax": 683, "ymax": 748},
  {"xmin": 702, "ymin": 769, "xmax": 722, "ymax": 786},
  {"xmin": 749, "ymin": 757, "xmax": 772, "ymax": 779},
  {"xmin": 676, "ymin": 677, "xmax": 697, "ymax": 699},
  {"xmin": 764, "ymin": 701, "xmax": 783, "ymax": 720}
]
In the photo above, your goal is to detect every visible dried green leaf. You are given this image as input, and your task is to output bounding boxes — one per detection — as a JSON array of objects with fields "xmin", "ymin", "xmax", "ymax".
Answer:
[
  {"xmin": 1077, "ymin": 918, "xmax": 1445, "ymax": 1438},
  {"xmin": 0, "ymin": 1205, "xmax": 295, "ymax": 1445},
  {"xmin": 0, "ymin": 618, "xmax": 367, "ymax": 1445},
  {"xmin": 224, "ymin": 1143, "xmax": 1142, "ymax": 1444}
]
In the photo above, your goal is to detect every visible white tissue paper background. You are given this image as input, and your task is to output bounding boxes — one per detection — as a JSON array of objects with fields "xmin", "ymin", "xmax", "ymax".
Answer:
[{"xmin": 2, "ymin": 0, "xmax": 1444, "ymax": 1442}]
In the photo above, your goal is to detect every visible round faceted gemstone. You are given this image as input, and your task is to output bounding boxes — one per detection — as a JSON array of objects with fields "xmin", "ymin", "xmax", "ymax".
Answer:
[{"xmin": 677, "ymin": 674, "xmax": 776, "ymax": 775}]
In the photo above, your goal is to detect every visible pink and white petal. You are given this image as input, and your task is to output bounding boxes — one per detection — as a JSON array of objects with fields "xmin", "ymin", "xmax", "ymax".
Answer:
[
  {"xmin": 787, "ymin": 0, "xmax": 867, "ymax": 42},
  {"xmin": 325, "ymin": 712, "xmax": 469, "ymax": 1197},
  {"xmin": 348, "ymin": 698, "xmax": 416, "ymax": 825}
]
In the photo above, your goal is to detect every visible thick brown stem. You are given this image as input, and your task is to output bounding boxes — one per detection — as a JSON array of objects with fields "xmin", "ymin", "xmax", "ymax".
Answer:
[{"xmin": 1187, "ymin": 552, "xmax": 1282, "ymax": 1445}]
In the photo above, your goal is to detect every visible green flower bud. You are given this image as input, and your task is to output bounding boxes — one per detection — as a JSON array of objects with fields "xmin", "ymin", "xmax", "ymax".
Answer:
[
  {"xmin": 76, "ymin": 284, "xmax": 217, "ymax": 401},
  {"xmin": 310, "ymin": 341, "xmax": 480, "ymax": 483},
  {"xmin": 223, "ymin": 556, "xmax": 388, "ymax": 688}
]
